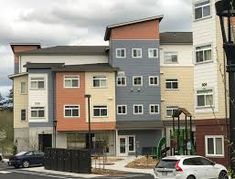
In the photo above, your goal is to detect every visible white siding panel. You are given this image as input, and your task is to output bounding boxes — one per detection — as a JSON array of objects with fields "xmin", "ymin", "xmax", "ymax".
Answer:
[{"xmin": 20, "ymin": 55, "xmax": 108, "ymax": 73}]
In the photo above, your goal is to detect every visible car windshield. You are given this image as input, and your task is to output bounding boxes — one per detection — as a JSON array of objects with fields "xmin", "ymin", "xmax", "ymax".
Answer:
[
  {"xmin": 15, "ymin": 151, "xmax": 27, "ymax": 156},
  {"xmin": 156, "ymin": 159, "xmax": 178, "ymax": 169}
]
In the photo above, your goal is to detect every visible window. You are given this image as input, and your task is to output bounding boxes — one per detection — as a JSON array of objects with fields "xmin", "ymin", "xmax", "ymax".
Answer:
[
  {"xmin": 205, "ymin": 135, "xmax": 224, "ymax": 157},
  {"xmin": 149, "ymin": 76, "xmax": 159, "ymax": 86},
  {"xmin": 20, "ymin": 82, "xmax": 27, "ymax": 94},
  {"xmin": 148, "ymin": 48, "xmax": 158, "ymax": 58},
  {"xmin": 164, "ymin": 52, "xmax": 178, "ymax": 64},
  {"xmin": 183, "ymin": 157, "xmax": 214, "ymax": 165},
  {"xmin": 64, "ymin": 75, "xmax": 80, "ymax": 88},
  {"xmin": 30, "ymin": 77, "xmax": 45, "ymax": 89},
  {"xmin": 93, "ymin": 105, "xmax": 108, "ymax": 117},
  {"xmin": 133, "ymin": 76, "xmax": 143, "ymax": 86},
  {"xmin": 116, "ymin": 48, "xmax": 126, "ymax": 58},
  {"xmin": 93, "ymin": 76, "xmax": 107, "ymax": 88},
  {"xmin": 128, "ymin": 136, "xmax": 135, "ymax": 152},
  {"xmin": 194, "ymin": 0, "xmax": 211, "ymax": 20},
  {"xmin": 196, "ymin": 45, "xmax": 212, "ymax": 63},
  {"xmin": 166, "ymin": 79, "xmax": 178, "ymax": 89},
  {"xmin": 21, "ymin": 109, "xmax": 26, "ymax": 121},
  {"xmin": 149, "ymin": 104, "xmax": 160, "ymax": 114},
  {"xmin": 133, "ymin": 105, "xmax": 143, "ymax": 115},
  {"xmin": 132, "ymin": 48, "xmax": 142, "ymax": 58},
  {"xmin": 117, "ymin": 76, "xmax": 126, "ymax": 86},
  {"xmin": 31, "ymin": 107, "xmax": 45, "ymax": 118},
  {"xmin": 197, "ymin": 89, "xmax": 213, "ymax": 107},
  {"xmin": 117, "ymin": 105, "xmax": 127, "ymax": 115},
  {"xmin": 166, "ymin": 106, "xmax": 178, "ymax": 117},
  {"xmin": 64, "ymin": 105, "xmax": 80, "ymax": 117}
]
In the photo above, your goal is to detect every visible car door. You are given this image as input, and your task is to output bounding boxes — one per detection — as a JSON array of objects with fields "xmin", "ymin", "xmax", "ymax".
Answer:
[
  {"xmin": 198, "ymin": 157, "xmax": 216, "ymax": 179},
  {"xmin": 188, "ymin": 157, "xmax": 207, "ymax": 179},
  {"xmin": 24, "ymin": 151, "xmax": 35, "ymax": 165},
  {"xmin": 34, "ymin": 151, "xmax": 44, "ymax": 165}
]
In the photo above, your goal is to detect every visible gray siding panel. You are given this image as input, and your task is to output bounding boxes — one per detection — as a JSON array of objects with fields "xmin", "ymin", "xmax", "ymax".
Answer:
[{"xmin": 110, "ymin": 40, "xmax": 161, "ymax": 122}]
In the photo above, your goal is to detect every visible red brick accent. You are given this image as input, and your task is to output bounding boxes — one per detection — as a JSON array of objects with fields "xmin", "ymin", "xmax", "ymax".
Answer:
[
  {"xmin": 195, "ymin": 118, "xmax": 230, "ymax": 167},
  {"xmin": 56, "ymin": 72, "xmax": 115, "ymax": 132},
  {"xmin": 110, "ymin": 20, "xmax": 160, "ymax": 40}
]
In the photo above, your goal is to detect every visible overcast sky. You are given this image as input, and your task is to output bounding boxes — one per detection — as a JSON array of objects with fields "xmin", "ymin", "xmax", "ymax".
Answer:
[{"xmin": 0, "ymin": 0, "xmax": 192, "ymax": 95}]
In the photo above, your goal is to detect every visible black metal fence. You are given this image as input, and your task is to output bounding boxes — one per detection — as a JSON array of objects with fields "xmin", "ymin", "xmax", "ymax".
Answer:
[{"xmin": 44, "ymin": 148, "xmax": 91, "ymax": 173}]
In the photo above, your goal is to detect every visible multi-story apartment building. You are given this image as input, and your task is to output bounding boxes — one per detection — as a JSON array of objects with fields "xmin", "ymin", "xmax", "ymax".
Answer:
[{"xmin": 192, "ymin": 0, "xmax": 229, "ymax": 166}]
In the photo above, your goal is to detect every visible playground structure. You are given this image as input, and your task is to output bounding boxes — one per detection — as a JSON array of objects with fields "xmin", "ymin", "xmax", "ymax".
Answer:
[{"xmin": 156, "ymin": 108, "xmax": 196, "ymax": 159}]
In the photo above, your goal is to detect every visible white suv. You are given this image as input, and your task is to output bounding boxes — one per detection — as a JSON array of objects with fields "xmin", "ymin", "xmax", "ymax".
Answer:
[{"xmin": 154, "ymin": 155, "xmax": 228, "ymax": 179}]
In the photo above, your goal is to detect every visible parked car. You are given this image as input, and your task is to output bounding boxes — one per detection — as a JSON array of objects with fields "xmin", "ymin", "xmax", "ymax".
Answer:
[
  {"xmin": 154, "ymin": 155, "xmax": 228, "ymax": 179},
  {"xmin": 0, "ymin": 153, "xmax": 2, "ymax": 161},
  {"xmin": 8, "ymin": 151, "xmax": 44, "ymax": 168}
]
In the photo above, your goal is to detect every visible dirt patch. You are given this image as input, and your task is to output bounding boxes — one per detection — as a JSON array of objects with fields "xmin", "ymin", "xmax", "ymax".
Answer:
[
  {"xmin": 92, "ymin": 156, "xmax": 123, "ymax": 165},
  {"xmin": 92, "ymin": 168, "xmax": 128, "ymax": 176},
  {"xmin": 125, "ymin": 156, "xmax": 159, "ymax": 169}
]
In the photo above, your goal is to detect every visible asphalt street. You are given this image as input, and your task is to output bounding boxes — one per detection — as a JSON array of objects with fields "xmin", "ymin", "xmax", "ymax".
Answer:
[{"xmin": 0, "ymin": 162, "xmax": 154, "ymax": 179}]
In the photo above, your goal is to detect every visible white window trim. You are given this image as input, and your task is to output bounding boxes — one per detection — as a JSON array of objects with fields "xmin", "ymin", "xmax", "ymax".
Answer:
[
  {"xmin": 132, "ymin": 48, "xmax": 142, "ymax": 58},
  {"xmin": 132, "ymin": 76, "xmax": 143, "ymax": 86},
  {"xmin": 205, "ymin": 135, "xmax": 224, "ymax": 157},
  {"xmin": 149, "ymin": 76, "xmax": 159, "ymax": 86},
  {"xmin": 195, "ymin": 44, "xmax": 213, "ymax": 64},
  {"xmin": 166, "ymin": 106, "xmax": 178, "ymax": 117},
  {"xmin": 133, "ymin": 104, "xmax": 143, "ymax": 115},
  {"xmin": 63, "ymin": 105, "xmax": 80, "ymax": 118},
  {"xmin": 20, "ymin": 81, "xmax": 27, "ymax": 94},
  {"xmin": 116, "ymin": 48, "xmax": 126, "ymax": 58},
  {"xmin": 116, "ymin": 76, "xmax": 127, "ymax": 87},
  {"xmin": 194, "ymin": 0, "xmax": 211, "ymax": 21},
  {"xmin": 63, "ymin": 75, "xmax": 80, "ymax": 88},
  {"xmin": 93, "ymin": 105, "xmax": 108, "ymax": 118},
  {"xmin": 92, "ymin": 76, "xmax": 107, "ymax": 88},
  {"xmin": 148, "ymin": 48, "xmax": 158, "ymax": 58},
  {"xmin": 149, "ymin": 104, "xmax": 160, "ymax": 114},
  {"xmin": 196, "ymin": 88, "xmax": 214, "ymax": 108},
  {"xmin": 20, "ymin": 109, "xmax": 27, "ymax": 121},
  {"xmin": 165, "ymin": 79, "xmax": 179, "ymax": 90},
  {"xmin": 30, "ymin": 106, "xmax": 46, "ymax": 119},
  {"xmin": 128, "ymin": 135, "xmax": 136, "ymax": 152},
  {"xmin": 164, "ymin": 51, "xmax": 178, "ymax": 64},
  {"xmin": 30, "ymin": 77, "xmax": 45, "ymax": 90},
  {"xmin": 117, "ymin": 105, "xmax": 127, "ymax": 115}
]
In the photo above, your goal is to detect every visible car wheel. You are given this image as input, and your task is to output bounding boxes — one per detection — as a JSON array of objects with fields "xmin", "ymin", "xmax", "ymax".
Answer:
[
  {"xmin": 22, "ymin": 160, "xmax": 30, "ymax": 168},
  {"xmin": 218, "ymin": 170, "xmax": 228, "ymax": 179},
  {"xmin": 187, "ymin": 175, "xmax": 195, "ymax": 179}
]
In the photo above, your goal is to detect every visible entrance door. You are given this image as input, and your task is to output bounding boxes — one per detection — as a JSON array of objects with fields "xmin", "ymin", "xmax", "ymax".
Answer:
[
  {"xmin": 38, "ymin": 134, "xmax": 52, "ymax": 152},
  {"xmin": 118, "ymin": 136, "xmax": 128, "ymax": 156}
]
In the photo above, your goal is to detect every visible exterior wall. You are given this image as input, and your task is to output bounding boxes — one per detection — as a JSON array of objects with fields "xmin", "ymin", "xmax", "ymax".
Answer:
[
  {"xmin": 20, "ymin": 55, "xmax": 108, "ymax": 73},
  {"xmin": 195, "ymin": 119, "xmax": 229, "ymax": 167},
  {"xmin": 13, "ymin": 75, "xmax": 28, "ymax": 129},
  {"xmin": 110, "ymin": 20, "xmax": 160, "ymax": 39},
  {"xmin": 110, "ymin": 40, "xmax": 161, "ymax": 122},
  {"xmin": 11, "ymin": 45, "xmax": 40, "ymax": 73},
  {"xmin": 85, "ymin": 72, "xmax": 116, "ymax": 124},
  {"xmin": 160, "ymin": 67, "xmax": 194, "ymax": 120},
  {"xmin": 118, "ymin": 129, "xmax": 162, "ymax": 155},
  {"xmin": 14, "ymin": 128, "xmax": 29, "ymax": 152},
  {"xmin": 56, "ymin": 133, "xmax": 67, "ymax": 149}
]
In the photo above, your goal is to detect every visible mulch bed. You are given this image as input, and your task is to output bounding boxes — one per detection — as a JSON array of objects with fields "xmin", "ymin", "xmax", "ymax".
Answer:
[
  {"xmin": 92, "ymin": 168, "xmax": 128, "ymax": 176},
  {"xmin": 125, "ymin": 156, "xmax": 159, "ymax": 169}
]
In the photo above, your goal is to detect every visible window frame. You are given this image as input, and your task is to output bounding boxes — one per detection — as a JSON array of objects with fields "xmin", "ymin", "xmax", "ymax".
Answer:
[
  {"xmin": 64, "ymin": 105, "xmax": 80, "ymax": 118},
  {"xmin": 166, "ymin": 106, "xmax": 178, "ymax": 117},
  {"xmin": 116, "ymin": 48, "xmax": 126, "ymax": 58},
  {"xmin": 194, "ymin": 0, "xmax": 211, "ymax": 20},
  {"xmin": 30, "ymin": 77, "xmax": 45, "ymax": 90},
  {"xmin": 165, "ymin": 79, "xmax": 179, "ymax": 90},
  {"xmin": 195, "ymin": 44, "xmax": 212, "ymax": 64},
  {"xmin": 132, "ymin": 76, "xmax": 143, "ymax": 86},
  {"xmin": 93, "ymin": 105, "xmax": 108, "ymax": 117},
  {"xmin": 30, "ymin": 106, "xmax": 45, "ymax": 118},
  {"xmin": 116, "ymin": 76, "xmax": 127, "ymax": 87},
  {"xmin": 92, "ymin": 76, "xmax": 107, "ymax": 88},
  {"xmin": 148, "ymin": 48, "xmax": 158, "ymax": 58},
  {"xmin": 132, "ymin": 48, "xmax": 142, "ymax": 58},
  {"xmin": 196, "ymin": 89, "xmax": 214, "ymax": 108},
  {"xmin": 164, "ymin": 52, "xmax": 178, "ymax": 64},
  {"xmin": 133, "ymin": 104, "xmax": 143, "ymax": 115},
  {"xmin": 149, "ymin": 104, "xmax": 160, "ymax": 114},
  {"xmin": 20, "ymin": 82, "xmax": 27, "ymax": 94},
  {"xmin": 117, "ymin": 105, "xmax": 127, "ymax": 115},
  {"xmin": 205, "ymin": 135, "xmax": 224, "ymax": 157},
  {"xmin": 63, "ymin": 75, "xmax": 80, "ymax": 88},
  {"xmin": 128, "ymin": 135, "xmax": 136, "ymax": 152},
  {"xmin": 149, "ymin": 76, "xmax": 159, "ymax": 86},
  {"xmin": 21, "ymin": 109, "xmax": 26, "ymax": 121}
]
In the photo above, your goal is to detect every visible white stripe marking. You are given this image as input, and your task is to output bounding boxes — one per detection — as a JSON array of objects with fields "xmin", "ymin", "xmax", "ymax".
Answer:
[{"xmin": 0, "ymin": 171, "xmax": 11, "ymax": 174}]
